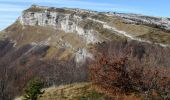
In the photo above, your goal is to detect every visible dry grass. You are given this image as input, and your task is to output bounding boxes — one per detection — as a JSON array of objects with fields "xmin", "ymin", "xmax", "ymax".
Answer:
[
  {"xmin": 58, "ymin": 49, "xmax": 72, "ymax": 61},
  {"xmin": 3, "ymin": 21, "xmax": 86, "ymax": 49},
  {"xmin": 38, "ymin": 82, "xmax": 143, "ymax": 100},
  {"xmin": 139, "ymin": 31, "xmax": 170, "ymax": 44},
  {"xmin": 14, "ymin": 83, "xmax": 141, "ymax": 100},
  {"xmin": 1, "ymin": 22, "xmax": 89, "ymax": 61},
  {"xmin": 110, "ymin": 17, "xmax": 170, "ymax": 44},
  {"xmin": 24, "ymin": 6, "xmax": 74, "ymax": 14},
  {"xmin": 38, "ymin": 82, "xmax": 107, "ymax": 100},
  {"xmin": 44, "ymin": 47, "xmax": 59, "ymax": 59},
  {"xmin": 91, "ymin": 14, "xmax": 170, "ymax": 44}
]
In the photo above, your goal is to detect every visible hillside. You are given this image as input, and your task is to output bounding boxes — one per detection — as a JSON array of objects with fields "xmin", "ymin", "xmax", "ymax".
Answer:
[
  {"xmin": 16, "ymin": 82, "xmax": 141, "ymax": 100},
  {"xmin": 1, "ymin": 5, "xmax": 170, "ymax": 62},
  {"xmin": 38, "ymin": 83, "xmax": 107, "ymax": 100},
  {"xmin": 0, "ymin": 5, "xmax": 170, "ymax": 100}
]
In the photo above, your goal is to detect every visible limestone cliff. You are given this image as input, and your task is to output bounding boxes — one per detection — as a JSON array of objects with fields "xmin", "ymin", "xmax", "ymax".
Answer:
[
  {"xmin": 1, "ymin": 5, "xmax": 170, "ymax": 64},
  {"xmin": 19, "ymin": 5, "xmax": 100, "ymax": 44}
]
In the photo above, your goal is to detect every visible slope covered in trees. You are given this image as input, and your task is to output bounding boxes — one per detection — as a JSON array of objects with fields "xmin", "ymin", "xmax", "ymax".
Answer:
[
  {"xmin": 0, "ymin": 39, "xmax": 89, "ymax": 100},
  {"xmin": 90, "ymin": 40, "xmax": 170, "ymax": 99}
]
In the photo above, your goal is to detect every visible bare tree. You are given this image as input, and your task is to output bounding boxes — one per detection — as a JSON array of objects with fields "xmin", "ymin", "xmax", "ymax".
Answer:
[{"xmin": 0, "ymin": 62, "xmax": 9, "ymax": 100}]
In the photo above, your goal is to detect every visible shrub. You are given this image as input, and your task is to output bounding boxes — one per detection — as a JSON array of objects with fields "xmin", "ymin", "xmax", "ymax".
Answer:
[
  {"xmin": 89, "ymin": 40, "xmax": 170, "ymax": 99},
  {"xmin": 23, "ymin": 78, "xmax": 44, "ymax": 100},
  {"xmin": 90, "ymin": 57, "xmax": 135, "ymax": 93}
]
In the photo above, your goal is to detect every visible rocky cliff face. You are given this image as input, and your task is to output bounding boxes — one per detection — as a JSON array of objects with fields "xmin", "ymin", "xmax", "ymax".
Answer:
[
  {"xmin": 1, "ymin": 5, "xmax": 170, "ymax": 65},
  {"xmin": 0, "ymin": 6, "xmax": 169, "ymax": 65},
  {"xmin": 19, "ymin": 6, "xmax": 100, "ymax": 44}
]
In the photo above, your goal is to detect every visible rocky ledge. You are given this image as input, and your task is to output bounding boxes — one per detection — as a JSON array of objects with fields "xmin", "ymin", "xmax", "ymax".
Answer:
[{"xmin": 108, "ymin": 12, "xmax": 170, "ymax": 31}]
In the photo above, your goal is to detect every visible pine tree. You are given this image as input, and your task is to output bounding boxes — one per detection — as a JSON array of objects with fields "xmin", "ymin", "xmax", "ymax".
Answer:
[{"xmin": 23, "ymin": 78, "xmax": 44, "ymax": 100}]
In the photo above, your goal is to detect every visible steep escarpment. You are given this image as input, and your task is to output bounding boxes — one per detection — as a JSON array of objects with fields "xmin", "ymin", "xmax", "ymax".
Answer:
[
  {"xmin": 19, "ymin": 5, "xmax": 106, "ymax": 44},
  {"xmin": 2, "ymin": 5, "xmax": 170, "ymax": 49}
]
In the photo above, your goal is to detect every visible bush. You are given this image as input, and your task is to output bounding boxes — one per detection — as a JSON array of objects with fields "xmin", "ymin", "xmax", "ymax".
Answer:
[
  {"xmin": 89, "ymin": 40, "xmax": 170, "ymax": 99},
  {"xmin": 23, "ymin": 78, "xmax": 44, "ymax": 100}
]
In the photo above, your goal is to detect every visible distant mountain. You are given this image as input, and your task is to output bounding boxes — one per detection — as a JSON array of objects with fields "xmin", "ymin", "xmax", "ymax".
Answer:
[{"xmin": 1, "ymin": 5, "xmax": 170, "ymax": 99}]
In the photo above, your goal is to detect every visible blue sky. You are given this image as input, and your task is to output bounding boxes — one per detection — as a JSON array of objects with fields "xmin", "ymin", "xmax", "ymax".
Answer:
[{"xmin": 0, "ymin": 0, "xmax": 170, "ymax": 30}]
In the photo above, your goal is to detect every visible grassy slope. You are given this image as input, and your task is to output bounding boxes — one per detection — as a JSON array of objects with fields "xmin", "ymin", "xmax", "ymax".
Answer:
[
  {"xmin": 91, "ymin": 13, "xmax": 170, "ymax": 44},
  {"xmin": 16, "ymin": 83, "xmax": 107, "ymax": 100},
  {"xmin": 36, "ymin": 82, "xmax": 142, "ymax": 100},
  {"xmin": 3, "ymin": 21, "xmax": 86, "ymax": 48},
  {"xmin": 38, "ymin": 83, "xmax": 108, "ymax": 100},
  {"xmin": 0, "ymin": 21, "xmax": 88, "ymax": 60},
  {"xmin": 15, "ymin": 82, "xmax": 143, "ymax": 100},
  {"xmin": 112, "ymin": 17, "xmax": 170, "ymax": 44}
]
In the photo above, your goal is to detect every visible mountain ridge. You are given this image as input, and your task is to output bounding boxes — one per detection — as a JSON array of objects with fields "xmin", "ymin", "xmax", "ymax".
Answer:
[
  {"xmin": 1, "ymin": 5, "xmax": 170, "ymax": 100},
  {"xmin": 1, "ymin": 5, "xmax": 170, "ymax": 64},
  {"xmin": 18, "ymin": 5, "xmax": 170, "ymax": 46}
]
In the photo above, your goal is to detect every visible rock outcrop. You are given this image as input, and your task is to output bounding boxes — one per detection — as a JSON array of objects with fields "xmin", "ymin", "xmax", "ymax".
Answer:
[
  {"xmin": 19, "ymin": 5, "xmax": 99, "ymax": 44},
  {"xmin": 109, "ymin": 13, "xmax": 170, "ymax": 31}
]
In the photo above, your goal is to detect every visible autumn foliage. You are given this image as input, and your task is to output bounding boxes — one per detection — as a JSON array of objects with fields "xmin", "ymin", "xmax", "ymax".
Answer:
[{"xmin": 90, "ymin": 40, "xmax": 170, "ymax": 99}]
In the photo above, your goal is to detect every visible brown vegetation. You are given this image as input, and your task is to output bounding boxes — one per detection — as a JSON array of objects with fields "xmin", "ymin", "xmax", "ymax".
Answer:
[
  {"xmin": 38, "ymin": 83, "xmax": 108, "ymax": 100},
  {"xmin": 0, "ymin": 39, "xmax": 89, "ymax": 100},
  {"xmin": 90, "ymin": 40, "xmax": 170, "ymax": 99},
  {"xmin": 1, "ymin": 39, "xmax": 170, "ymax": 100}
]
